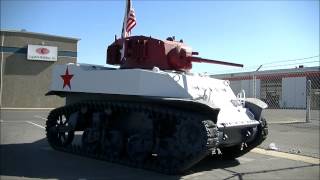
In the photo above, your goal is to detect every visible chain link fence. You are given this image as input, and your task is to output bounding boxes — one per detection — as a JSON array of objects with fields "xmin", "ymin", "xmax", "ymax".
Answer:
[{"xmin": 212, "ymin": 66, "xmax": 320, "ymax": 123}]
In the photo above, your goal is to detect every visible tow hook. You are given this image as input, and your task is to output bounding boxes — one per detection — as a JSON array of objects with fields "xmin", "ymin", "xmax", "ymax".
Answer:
[
  {"xmin": 222, "ymin": 123, "xmax": 228, "ymax": 141},
  {"xmin": 241, "ymin": 128, "xmax": 253, "ymax": 150},
  {"xmin": 241, "ymin": 142, "xmax": 248, "ymax": 150}
]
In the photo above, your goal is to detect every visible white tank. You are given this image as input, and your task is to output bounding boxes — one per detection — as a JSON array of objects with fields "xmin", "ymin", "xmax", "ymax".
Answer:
[{"xmin": 45, "ymin": 37, "xmax": 268, "ymax": 174}]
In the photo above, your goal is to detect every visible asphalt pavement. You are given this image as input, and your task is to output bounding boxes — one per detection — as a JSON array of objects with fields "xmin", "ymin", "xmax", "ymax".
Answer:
[{"xmin": 0, "ymin": 109, "xmax": 319, "ymax": 180}]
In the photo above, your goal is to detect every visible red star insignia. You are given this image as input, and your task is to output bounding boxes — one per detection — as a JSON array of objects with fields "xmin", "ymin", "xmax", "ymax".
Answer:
[{"xmin": 61, "ymin": 67, "xmax": 74, "ymax": 90}]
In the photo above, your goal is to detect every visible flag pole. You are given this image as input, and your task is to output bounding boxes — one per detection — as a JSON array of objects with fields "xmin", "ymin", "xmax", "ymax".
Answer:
[
  {"xmin": 121, "ymin": 0, "xmax": 129, "ymax": 62},
  {"xmin": 121, "ymin": 0, "xmax": 129, "ymax": 38}
]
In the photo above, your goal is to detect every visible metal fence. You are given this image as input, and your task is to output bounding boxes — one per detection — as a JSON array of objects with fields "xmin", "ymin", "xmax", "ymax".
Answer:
[{"xmin": 212, "ymin": 66, "xmax": 320, "ymax": 123}]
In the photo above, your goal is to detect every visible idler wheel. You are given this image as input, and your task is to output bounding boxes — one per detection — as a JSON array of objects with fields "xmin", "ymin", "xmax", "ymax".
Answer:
[
  {"xmin": 126, "ymin": 132, "xmax": 153, "ymax": 162},
  {"xmin": 47, "ymin": 112, "xmax": 74, "ymax": 148}
]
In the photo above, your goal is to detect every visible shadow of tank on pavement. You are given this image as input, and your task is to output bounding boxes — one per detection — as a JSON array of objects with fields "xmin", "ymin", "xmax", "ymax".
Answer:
[
  {"xmin": 0, "ymin": 138, "xmax": 240, "ymax": 180},
  {"xmin": 186, "ymin": 155, "xmax": 240, "ymax": 174}
]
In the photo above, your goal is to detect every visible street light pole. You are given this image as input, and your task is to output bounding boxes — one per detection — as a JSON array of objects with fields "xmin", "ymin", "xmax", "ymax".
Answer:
[{"xmin": 0, "ymin": 34, "xmax": 5, "ymax": 108}]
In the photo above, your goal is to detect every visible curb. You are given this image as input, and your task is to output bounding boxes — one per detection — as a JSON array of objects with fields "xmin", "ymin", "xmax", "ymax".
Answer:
[
  {"xmin": 251, "ymin": 148, "xmax": 320, "ymax": 165},
  {"xmin": 268, "ymin": 120, "xmax": 305, "ymax": 124}
]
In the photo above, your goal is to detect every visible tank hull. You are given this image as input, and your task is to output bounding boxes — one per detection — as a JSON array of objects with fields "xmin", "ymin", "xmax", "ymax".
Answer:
[{"xmin": 49, "ymin": 64, "xmax": 265, "ymax": 128}]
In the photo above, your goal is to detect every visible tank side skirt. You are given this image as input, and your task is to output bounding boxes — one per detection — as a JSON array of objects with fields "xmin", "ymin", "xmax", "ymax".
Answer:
[{"xmin": 61, "ymin": 92, "xmax": 220, "ymax": 123}]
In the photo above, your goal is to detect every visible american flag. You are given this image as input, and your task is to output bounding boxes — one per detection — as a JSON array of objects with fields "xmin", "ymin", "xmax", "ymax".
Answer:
[
  {"xmin": 126, "ymin": 9, "xmax": 136, "ymax": 34},
  {"xmin": 122, "ymin": 0, "xmax": 136, "ymax": 38}
]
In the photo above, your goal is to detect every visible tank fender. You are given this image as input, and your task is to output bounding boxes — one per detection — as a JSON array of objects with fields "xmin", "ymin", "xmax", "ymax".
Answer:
[
  {"xmin": 245, "ymin": 98, "xmax": 268, "ymax": 120},
  {"xmin": 46, "ymin": 91, "xmax": 66, "ymax": 97}
]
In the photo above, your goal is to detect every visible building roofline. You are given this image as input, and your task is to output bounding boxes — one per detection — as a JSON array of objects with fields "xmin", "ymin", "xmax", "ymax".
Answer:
[{"xmin": 0, "ymin": 29, "xmax": 80, "ymax": 41}]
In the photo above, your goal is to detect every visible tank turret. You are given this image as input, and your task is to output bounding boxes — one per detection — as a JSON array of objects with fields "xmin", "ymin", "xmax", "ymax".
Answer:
[{"xmin": 107, "ymin": 35, "xmax": 243, "ymax": 71}]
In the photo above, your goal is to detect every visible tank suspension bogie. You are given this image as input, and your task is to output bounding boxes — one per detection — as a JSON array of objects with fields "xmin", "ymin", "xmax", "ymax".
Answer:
[
  {"xmin": 101, "ymin": 130, "xmax": 125, "ymax": 157},
  {"xmin": 126, "ymin": 132, "xmax": 153, "ymax": 162}
]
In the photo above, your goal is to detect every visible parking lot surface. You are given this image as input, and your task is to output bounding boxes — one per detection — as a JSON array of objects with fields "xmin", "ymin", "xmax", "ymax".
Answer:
[{"xmin": 0, "ymin": 109, "xmax": 319, "ymax": 180}]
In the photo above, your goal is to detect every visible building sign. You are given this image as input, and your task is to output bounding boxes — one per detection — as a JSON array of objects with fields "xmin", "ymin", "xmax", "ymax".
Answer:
[{"xmin": 27, "ymin": 45, "xmax": 58, "ymax": 61}]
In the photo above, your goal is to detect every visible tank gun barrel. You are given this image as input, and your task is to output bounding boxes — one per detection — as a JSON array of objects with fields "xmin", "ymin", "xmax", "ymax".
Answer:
[{"xmin": 191, "ymin": 57, "xmax": 244, "ymax": 67}]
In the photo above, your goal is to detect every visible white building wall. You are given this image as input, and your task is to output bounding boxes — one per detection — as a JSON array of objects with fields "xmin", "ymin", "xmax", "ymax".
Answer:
[
  {"xmin": 255, "ymin": 79, "xmax": 261, "ymax": 98},
  {"xmin": 241, "ymin": 80, "xmax": 253, "ymax": 97},
  {"xmin": 230, "ymin": 81, "xmax": 241, "ymax": 95},
  {"xmin": 229, "ymin": 79, "xmax": 260, "ymax": 98}
]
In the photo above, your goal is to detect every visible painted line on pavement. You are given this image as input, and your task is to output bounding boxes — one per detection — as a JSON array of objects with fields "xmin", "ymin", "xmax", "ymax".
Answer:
[
  {"xmin": 181, "ymin": 172, "xmax": 204, "ymax": 179},
  {"xmin": 25, "ymin": 121, "xmax": 45, "ymax": 129},
  {"xmin": 251, "ymin": 148, "xmax": 320, "ymax": 165},
  {"xmin": 0, "ymin": 120, "xmax": 26, "ymax": 123},
  {"xmin": 1, "ymin": 107, "xmax": 54, "ymax": 110},
  {"xmin": 34, "ymin": 115, "xmax": 48, "ymax": 121}
]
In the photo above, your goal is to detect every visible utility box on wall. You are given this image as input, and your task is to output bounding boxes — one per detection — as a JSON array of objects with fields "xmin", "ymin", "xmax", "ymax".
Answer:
[{"xmin": 282, "ymin": 77, "xmax": 306, "ymax": 109}]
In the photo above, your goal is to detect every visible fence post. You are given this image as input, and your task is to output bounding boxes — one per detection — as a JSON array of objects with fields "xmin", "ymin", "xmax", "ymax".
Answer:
[
  {"xmin": 253, "ymin": 65, "xmax": 262, "ymax": 99},
  {"xmin": 253, "ymin": 74, "xmax": 256, "ymax": 98},
  {"xmin": 306, "ymin": 80, "xmax": 311, "ymax": 123}
]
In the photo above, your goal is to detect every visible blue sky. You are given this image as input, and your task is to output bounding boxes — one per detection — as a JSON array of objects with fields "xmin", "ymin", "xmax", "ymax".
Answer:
[{"xmin": 1, "ymin": 0, "xmax": 319, "ymax": 74}]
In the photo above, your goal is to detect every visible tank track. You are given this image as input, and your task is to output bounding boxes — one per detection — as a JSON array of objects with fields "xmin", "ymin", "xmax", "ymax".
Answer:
[{"xmin": 46, "ymin": 100, "xmax": 219, "ymax": 174}]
